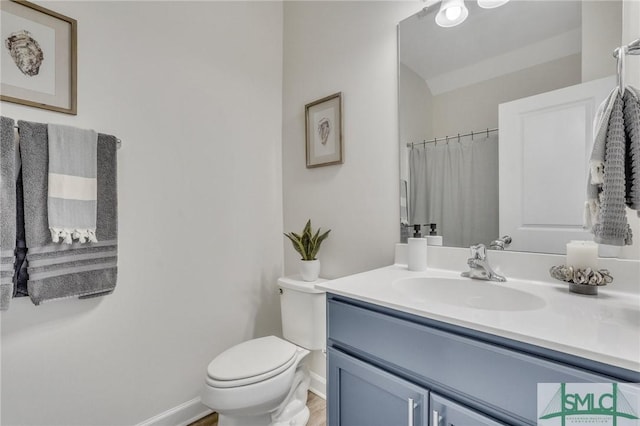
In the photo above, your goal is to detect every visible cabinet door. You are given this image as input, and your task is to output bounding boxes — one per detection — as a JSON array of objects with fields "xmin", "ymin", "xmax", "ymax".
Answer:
[
  {"xmin": 328, "ymin": 348, "xmax": 429, "ymax": 426},
  {"xmin": 430, "ymin": 393, "xmax": 506, "ymax": 426}
]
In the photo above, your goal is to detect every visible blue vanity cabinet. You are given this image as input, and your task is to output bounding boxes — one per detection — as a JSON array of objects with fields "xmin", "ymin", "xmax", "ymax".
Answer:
[
  {"xmin": 328, "ymin": 348, "xmax": 429, "ymax": 426},
  {"xmin": 326, "ymin": 294, "xmax": 640, "ymax": 426}
]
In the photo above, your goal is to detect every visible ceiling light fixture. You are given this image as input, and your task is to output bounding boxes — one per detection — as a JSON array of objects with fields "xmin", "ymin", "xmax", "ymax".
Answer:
[
  {"xmin": 477, "ymin": 0, "xmax": 510, "ymax": 9},
  {"xmin": 425, "ymin": 0, "xmax": 510, "ymax": 28},
  {"xmin": 435, "ymin": 0, "xmax": 468, "ymax": 27}
]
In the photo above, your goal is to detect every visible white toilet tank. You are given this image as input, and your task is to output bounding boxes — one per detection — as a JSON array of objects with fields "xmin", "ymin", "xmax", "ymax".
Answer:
[{"xmin": 278, "ymin": 276, "xmax": 326, "ymax": 350}]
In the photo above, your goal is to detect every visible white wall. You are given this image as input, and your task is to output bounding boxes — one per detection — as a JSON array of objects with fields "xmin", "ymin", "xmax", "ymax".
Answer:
[
  {"xmin": 399, "ymin": 63, "xmax": 432, "ymax": 183},
  {"xmin": 281, "ymin": 1, "xmax": 418, "ymax": 383},
  {"xmin": 400, "ymin": 55, "xmax": 582, "ymax": 143},
  {"xmin": 282, "ymin": 1, "xmax": 419, "ymax": 280},
  {"xmin": 399, "ymin": 63, "xmax": 433, "ymax": 148},
  {"xmin": 429, "ymin": 55, "xmax": 581, "ymax": 139},
  {"xmin": 582, "ymin": 1, "xmax": 622, "ymax": 82},
  {"xmin": 0, "ymin": 2, "xmax": 284, "ymax": 425}
]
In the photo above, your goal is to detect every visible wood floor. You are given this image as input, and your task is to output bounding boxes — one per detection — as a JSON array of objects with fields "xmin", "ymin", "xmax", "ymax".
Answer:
[{"xmin": 189, "ymin": 391, "xmax": 326, "ymax": 426}]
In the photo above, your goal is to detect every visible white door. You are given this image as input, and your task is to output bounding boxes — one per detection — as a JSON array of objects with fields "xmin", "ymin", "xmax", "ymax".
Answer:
[{"xmin": 498, "ymin": 76, "xmax": 615, "ymax": 254}]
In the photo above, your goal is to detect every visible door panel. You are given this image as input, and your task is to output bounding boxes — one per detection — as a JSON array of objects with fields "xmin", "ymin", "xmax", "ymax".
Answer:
[
  {"xmin": 328, "ymin": 348, "xmax": 429, "ymax": 426},
  {"xmin": 498, "ymin": 76, "xmax": 615, "ymax": 253}
]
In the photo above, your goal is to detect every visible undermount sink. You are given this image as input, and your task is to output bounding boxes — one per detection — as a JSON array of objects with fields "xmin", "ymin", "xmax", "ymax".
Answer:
[{"xmin": 392, "ymin": 277, "xmax": 546, "ymax": 311}]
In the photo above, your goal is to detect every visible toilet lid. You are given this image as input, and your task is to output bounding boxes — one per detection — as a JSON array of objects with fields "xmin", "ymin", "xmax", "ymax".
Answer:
[{"xmin": 207, "ymin": 336, "xmax": 297, "ymax": 382}]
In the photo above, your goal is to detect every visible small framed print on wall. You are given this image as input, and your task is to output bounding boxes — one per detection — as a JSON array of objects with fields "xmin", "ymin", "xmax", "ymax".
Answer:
[
  {"xmin": 305, "ymin": 92, "xmax": 343, "ymax": 168},
  {"xmin": 0, "ymin": 0, "xmax": 77, "ymax": 114}
]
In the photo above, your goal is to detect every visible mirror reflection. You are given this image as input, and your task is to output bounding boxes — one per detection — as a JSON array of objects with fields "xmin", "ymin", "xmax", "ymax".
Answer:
[{"xmin": 399, "ymin": 0, "xmax": 637, "ymax": 256}]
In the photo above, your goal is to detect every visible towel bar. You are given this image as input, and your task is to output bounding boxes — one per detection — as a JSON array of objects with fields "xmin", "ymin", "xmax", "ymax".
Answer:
[{"xmin": 13, "ymin": 125, "xmax": 122, "ymax": 149}]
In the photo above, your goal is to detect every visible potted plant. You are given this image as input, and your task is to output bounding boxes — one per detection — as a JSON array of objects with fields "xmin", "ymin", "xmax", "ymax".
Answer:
[{"xmin": 284, "ymin": 220, "xmax": 331, "ymax": 282}]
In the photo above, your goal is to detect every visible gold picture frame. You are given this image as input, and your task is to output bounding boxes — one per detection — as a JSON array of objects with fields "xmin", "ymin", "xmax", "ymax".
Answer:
[
  {"xmin": 0, "ymin": 0, "xmax": 77, "ymax": 114},
  {"xmin": 305, "ymin": 92, "xmax": 343, "ymax": 168}
]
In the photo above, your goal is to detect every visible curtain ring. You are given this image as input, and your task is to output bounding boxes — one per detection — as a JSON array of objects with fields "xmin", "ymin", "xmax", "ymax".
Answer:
[
  {"xmin": 434, "ymin": 137, "xmax": 437, "ymax": 146},
  {"xmin": 457, "ymin": 133, "xmax": 460, "ymax": 144},
  {"xmin": 471, "ymin": 130, "xmax": 474, "ymax": 141},
  {"xmin": 445, "ymin": 136, "xmax": 449, "ymax": 145},
  {"xmin": 486, "ymin": 128, "xmax": 489, "ymax": 138}
]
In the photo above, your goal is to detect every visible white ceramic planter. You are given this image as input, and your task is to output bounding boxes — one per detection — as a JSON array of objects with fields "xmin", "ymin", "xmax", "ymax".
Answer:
[{"xmin": 299, "ymin": 259, "xmax": 320, "ymax": 282}]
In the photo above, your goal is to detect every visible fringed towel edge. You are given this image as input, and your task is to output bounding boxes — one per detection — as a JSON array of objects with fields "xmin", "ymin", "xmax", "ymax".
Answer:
[{"xmin": 50, "ymin": 228, "xmax": 98, "ymax": 244}]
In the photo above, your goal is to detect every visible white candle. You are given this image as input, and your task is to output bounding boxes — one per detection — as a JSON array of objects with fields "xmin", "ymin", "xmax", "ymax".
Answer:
[{"xmin": 566, "ymin": 240, "xmax": 598, "ymax": 269}]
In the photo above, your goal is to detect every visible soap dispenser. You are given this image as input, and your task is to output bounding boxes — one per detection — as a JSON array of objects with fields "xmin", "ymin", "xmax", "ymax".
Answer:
[
  {"xmin": 426, "ymin": 223, "xmax": 443, "ymax": 246},
  {"xmin": 408, "ymin": 225, "xmax": 427, "ymax": 271}
]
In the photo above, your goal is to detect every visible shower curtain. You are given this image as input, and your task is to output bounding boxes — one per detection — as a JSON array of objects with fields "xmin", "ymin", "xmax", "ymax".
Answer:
[{"xmin": 409, "ymin": 134, "xmax": 499, "ymax": 247}]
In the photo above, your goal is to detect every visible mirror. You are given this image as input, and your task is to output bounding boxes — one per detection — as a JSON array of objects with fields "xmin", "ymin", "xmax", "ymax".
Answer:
[{"xmin": 399, "ymin": 0, "xmax": 638, "ymax": 256}]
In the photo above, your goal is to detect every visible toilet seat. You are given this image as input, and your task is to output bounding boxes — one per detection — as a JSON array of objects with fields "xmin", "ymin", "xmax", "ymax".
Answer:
[{"xmin": 206, "ymin": 336, "xmax": 298, "ymax": 388}]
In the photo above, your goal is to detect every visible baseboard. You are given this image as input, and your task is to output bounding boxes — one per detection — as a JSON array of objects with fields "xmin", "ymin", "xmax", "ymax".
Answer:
[
  {"xmin": 135, "ymin": 397, "xmax": 213, "ymax": 426},
  {"xmin": 309, "ymin": 371, "xmax": 326, "ymax": 400},
  {"xmin": 136, "ymin": 375, "xmax": 322, "ymax": 426}
]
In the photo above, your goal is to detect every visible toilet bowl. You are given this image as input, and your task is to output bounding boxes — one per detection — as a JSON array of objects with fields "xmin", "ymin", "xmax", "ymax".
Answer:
[
  {"xmin": 202, "ymin": 336, "xmax": 311, "ymax": 426},
  {"xmin": 201, "ymin": 277, "xmax": 326, "ymax": 426}
]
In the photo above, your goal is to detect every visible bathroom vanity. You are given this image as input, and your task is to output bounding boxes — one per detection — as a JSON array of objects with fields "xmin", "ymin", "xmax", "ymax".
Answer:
[{"xmin": 316, "ymin": 265, "xmax": 640, "ymax": 426}]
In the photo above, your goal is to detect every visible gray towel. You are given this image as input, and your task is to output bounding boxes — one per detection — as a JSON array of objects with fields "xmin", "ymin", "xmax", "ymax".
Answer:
[
  {"xmin": 590, "ymin": 87, "xmax": 618, "ymax": 184},
  {"xmin": 623, "ymin": 87, "xmax": 640, "ymax": 213},
  {"xmin": 1, "ymin": 116, "xmax": 17, "ymax": 310},
  {"xmin": 47, "ymin": 124, "xmax": 98, "ymax": 244},
  {"xmin": 592, "ymin": 95, "xmax": 633, "ymax": 245},
  {"xmin": 585, "ymin": 88, "xmax": 618, "ymax": 228},
  {"xmin": 18, "ymin": 120, "xmax": 118, "ymax": 305},
  {"xmin": 14, "ymin": 167, "xmax": 28, "ymax": 297}
]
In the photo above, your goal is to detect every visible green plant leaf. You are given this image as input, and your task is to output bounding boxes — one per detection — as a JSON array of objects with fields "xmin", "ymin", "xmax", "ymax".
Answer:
[
  {"xmin": 284, "ymin": 232, "xmax": 305, "ymax": 259},
  {"xmin": 284, "ymin": 220, "xmax": 331, "ymax": 260},
  {"xmin": 310, "ymin": 229, "xmax": 331, "ymax": 259}
]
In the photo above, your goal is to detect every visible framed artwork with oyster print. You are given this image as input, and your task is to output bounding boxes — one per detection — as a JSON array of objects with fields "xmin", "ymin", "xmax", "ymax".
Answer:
[
  {"xmin": 0, "ymin": 0, "xmax": 77, "ymax": 114},
  {"xmin": 305, "ymin": 92, "xmax": 343, "ymax": 168}
]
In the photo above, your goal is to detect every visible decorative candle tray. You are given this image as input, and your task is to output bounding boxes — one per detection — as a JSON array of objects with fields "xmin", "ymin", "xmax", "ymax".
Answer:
[{"xmin": 549, "ymin": 265, "xmax": 613, "ymax": 295}]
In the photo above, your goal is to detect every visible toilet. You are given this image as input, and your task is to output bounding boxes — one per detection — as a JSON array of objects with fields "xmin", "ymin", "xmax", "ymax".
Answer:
[{"xmin": 201, "ymin": 276, "xmax": 326, "ymax": 426}]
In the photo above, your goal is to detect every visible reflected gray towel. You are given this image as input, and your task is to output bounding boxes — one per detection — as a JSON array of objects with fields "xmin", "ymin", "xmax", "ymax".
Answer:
[
  {"xmin": 19, "ymin": 121, "xmax": 118, "ymax": 305},
  {"xmin": 1, "ymin": 116, "xmax": 17, "ymax": 310},
  {"xmin": 585, "ymin": 88, "xmax": 617, "ymax": 228},
  {"xmin": 590, "ymin": 87, "xmax": 618, "ymax": 184},
  {"xmin": 592, "ymin": 96, "xmax": 632, "ymax": 245},
  {"xmin": 624, "ymin": 87, "xmax": 640, "ymax": 213}
]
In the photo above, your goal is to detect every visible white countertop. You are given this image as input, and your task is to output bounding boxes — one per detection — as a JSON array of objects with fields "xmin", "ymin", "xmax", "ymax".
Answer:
[{"xmin": 316, "ymin": 264, "xmax": 640, "ymax": 372}]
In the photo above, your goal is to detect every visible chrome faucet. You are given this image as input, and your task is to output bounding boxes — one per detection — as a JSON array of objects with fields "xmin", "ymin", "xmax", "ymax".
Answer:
[
  {"xmin": 461, "ymin": 244, "xmax": 506, "ymax": 282},
  {"xmin": 489, "ymin": 235, "xmax": 512, "ymax": 251}
]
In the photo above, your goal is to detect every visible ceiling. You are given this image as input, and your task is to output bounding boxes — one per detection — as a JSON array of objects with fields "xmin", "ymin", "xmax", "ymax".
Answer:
[{"xmin": 399, "ymin": 1, "xmax": 582, "ymax": 94}]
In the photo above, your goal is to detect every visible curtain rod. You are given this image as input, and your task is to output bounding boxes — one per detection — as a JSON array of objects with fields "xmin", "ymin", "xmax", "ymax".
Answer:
[
  {"xmin": 13, "ymin": 125, "xmax": 122, "ymax": 149},
  {"xmin": 406, "ymin": 127, "xmax": 498, "ymax": 148}
]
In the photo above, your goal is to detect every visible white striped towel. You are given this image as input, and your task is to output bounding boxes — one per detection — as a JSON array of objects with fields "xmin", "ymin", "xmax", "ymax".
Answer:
[{"xmin": 47, "ymin": 124, "xmax": 99, "ymax": 244}]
